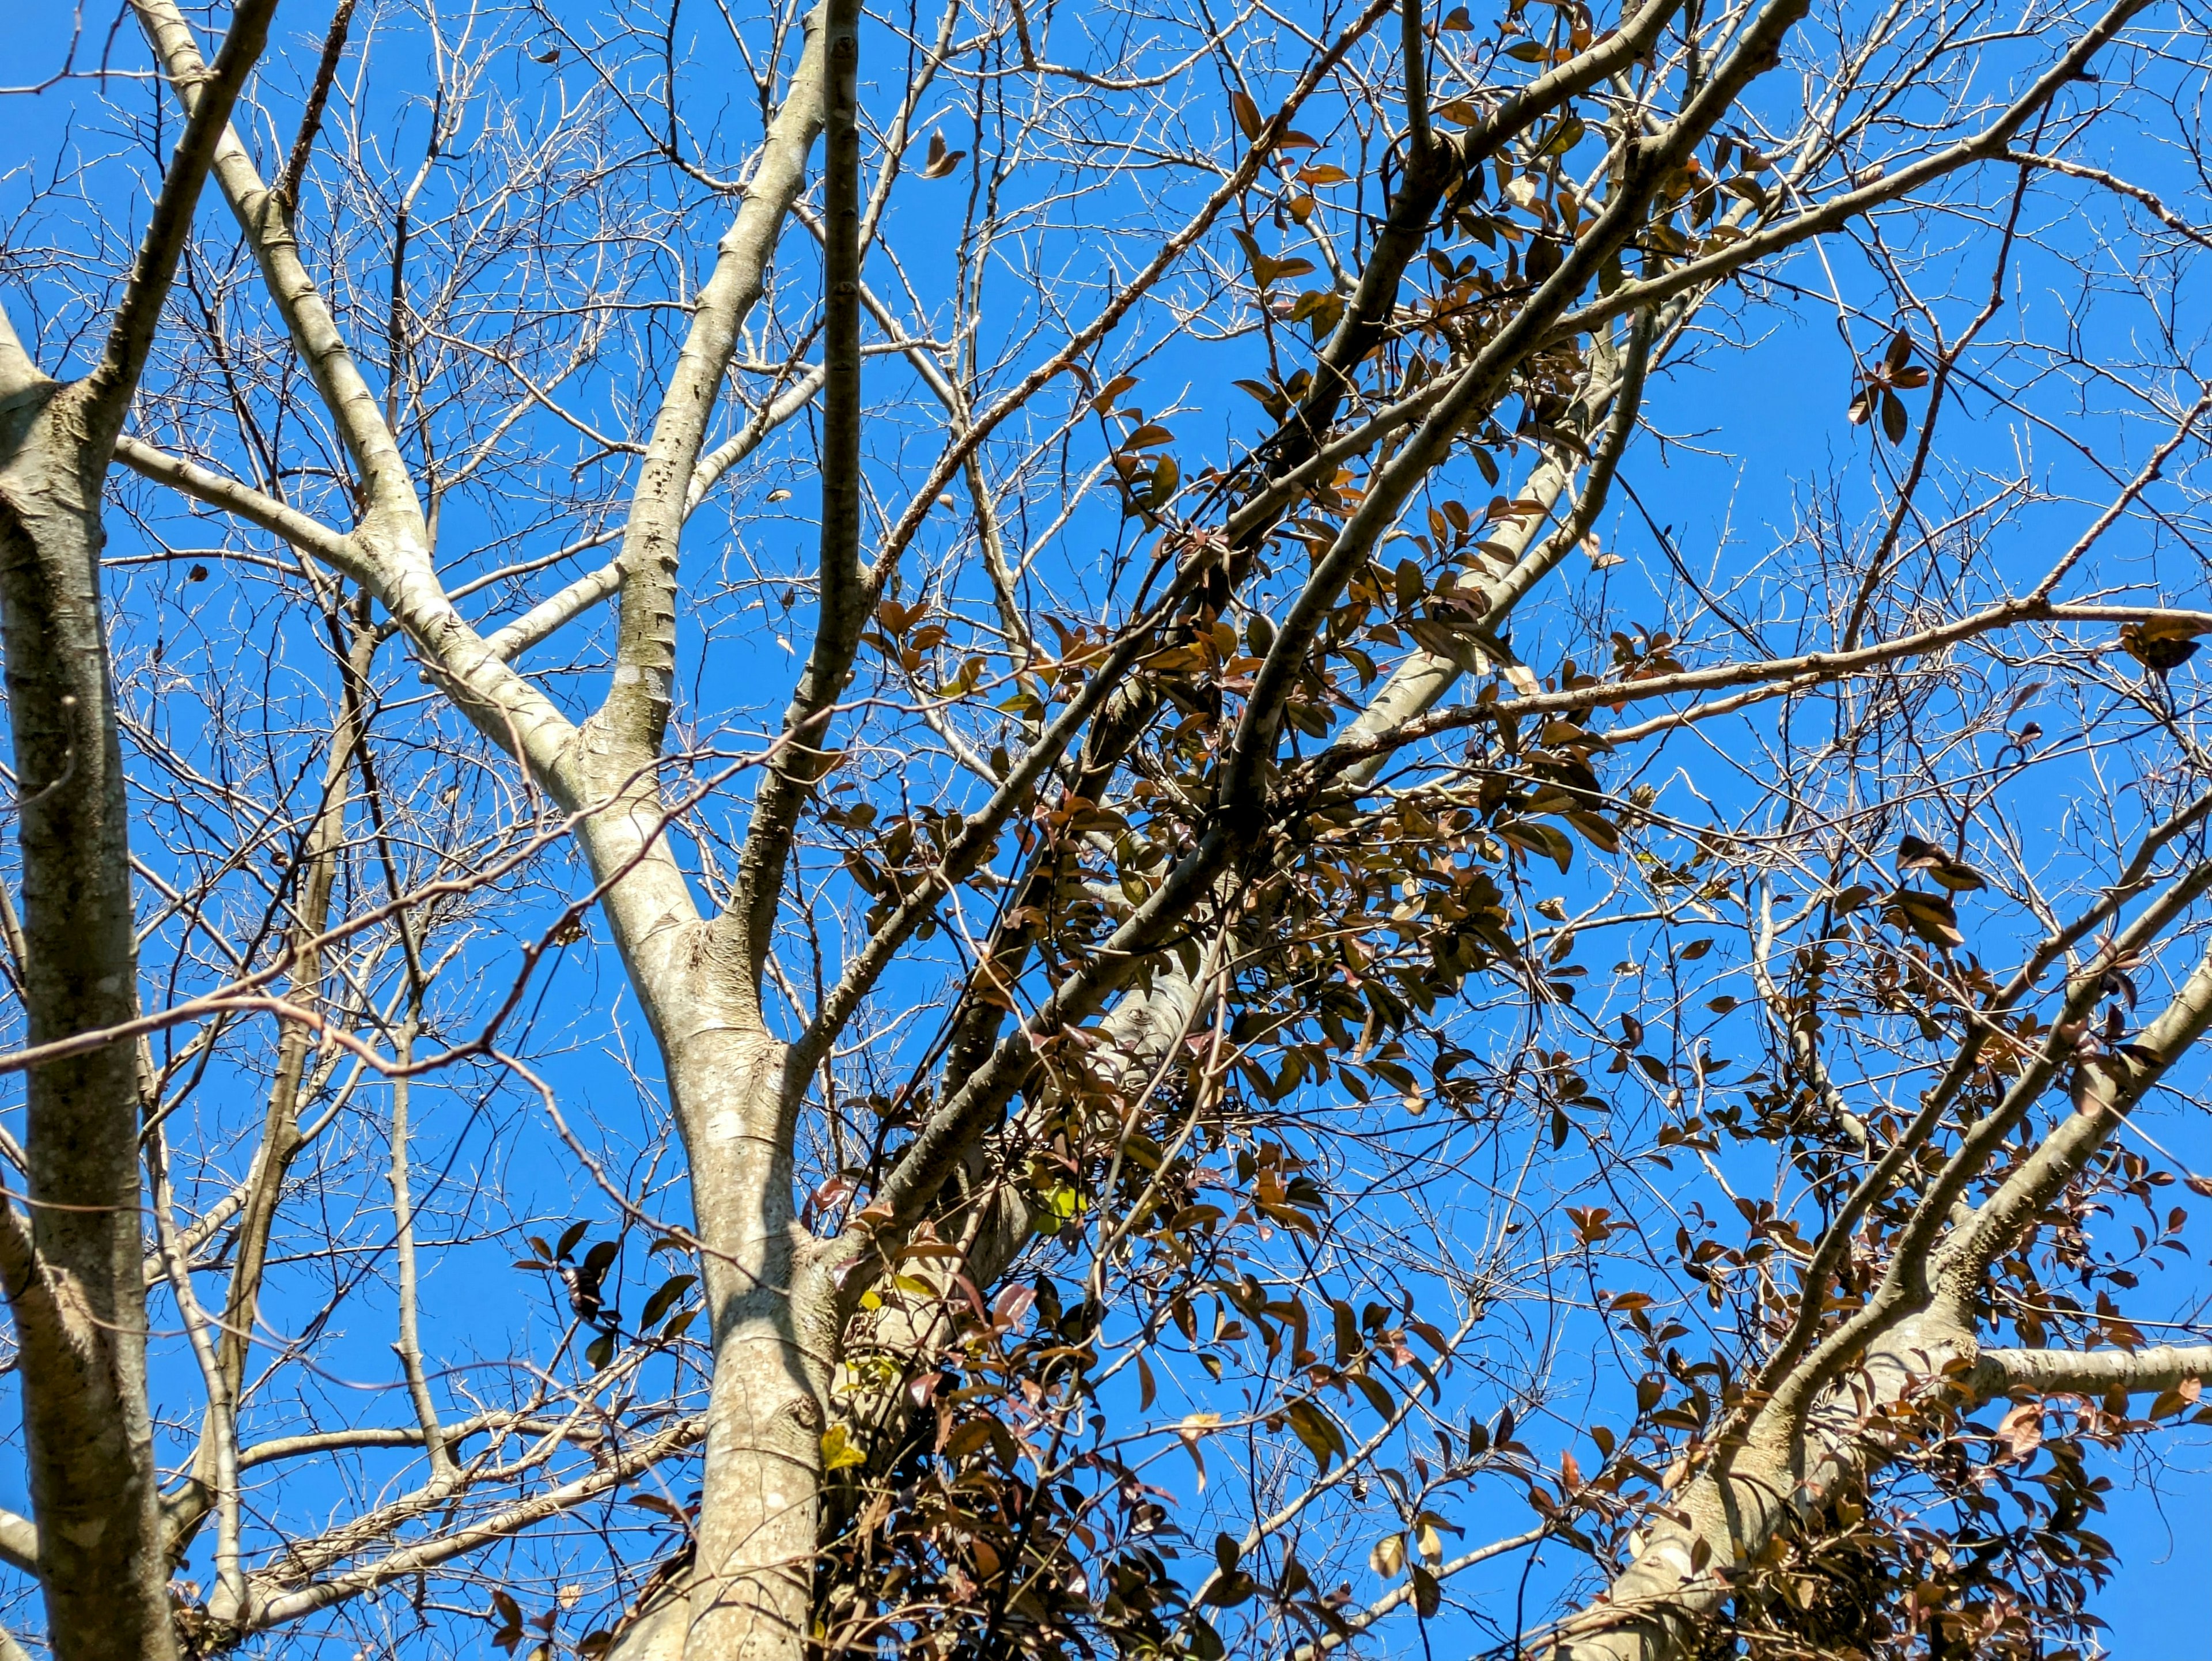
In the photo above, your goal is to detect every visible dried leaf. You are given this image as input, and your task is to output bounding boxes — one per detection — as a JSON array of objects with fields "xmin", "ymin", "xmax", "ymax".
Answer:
[
  {"xmin": 1996, "ymin": 1401, "xmax": 2043, "ymax": 1463},
  {"xmin": 1883, "ymin": 887, "xmax": 1964, "ymax": 948},
  {"xmin": 919, "ymin": 128, "xmax": 967, "ymax": 179},
  {"xmin": 2120, "ymin": 620, "xmax": 2204, "ymax": 674},
  {"xmin": 1089, "ymin": 372, "xmax": 1138, "ymax": 414}
]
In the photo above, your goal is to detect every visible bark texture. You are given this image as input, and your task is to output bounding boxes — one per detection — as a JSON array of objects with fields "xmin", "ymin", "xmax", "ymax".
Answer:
[
  {"xmin": 0, "ymin": 372, "xmax": 177, "ymax": 1661},
  {"xmin": 0, "ymin": 5, "xmax": 275, "ymax": 1651}
]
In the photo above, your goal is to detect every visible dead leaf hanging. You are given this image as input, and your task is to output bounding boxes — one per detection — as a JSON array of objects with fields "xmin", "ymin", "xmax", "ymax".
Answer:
[{"xmin": 920, "ymin": 129, "xmax": 967, "ymax": 179}]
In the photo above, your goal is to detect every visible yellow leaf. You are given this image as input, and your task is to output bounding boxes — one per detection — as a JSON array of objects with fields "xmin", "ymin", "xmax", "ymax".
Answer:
[{"xmin": 820, "ymin": 1425, "xmax": 865, "ymax": 1471}]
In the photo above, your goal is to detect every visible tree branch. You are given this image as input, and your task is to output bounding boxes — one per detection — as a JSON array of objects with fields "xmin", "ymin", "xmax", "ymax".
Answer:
[
  {"xmin": 1970, "ymin": 1344, "xmax": 2212, "ymax": 1398},
  {"xmin": 244, "ymin": 1414, "xmax": 704, "ymax": 1629},
  {"xmin": 732, "ymin": 0, "xmax": 866, "ymax": 989},
  {"xmin": 112, "ymin": 434, "xmax": 366, "ymax": 579},
  {"xmin": 0, "ymin": 1507, "xmax": 36, "ymax": 1577},
  {"xmin": 1938, "ymin": 938, "xmax": 2212, "ymax": 1310},
  {"xmin": 88, "ymin": 0, "xmax": 281, "ymax": 435},
  {"xmin": 599, "ymin": 5, "xmax": 830, "ymax": 753},
  {"xmin": 134, "ymin": 0, "xmax": 416, "ymax": 516},
  {"xmin": 275, "ymin": 0, "xmax": 358, "ymax": 211},
  {"xmin": 1554, "ymin": 0, "xmax": 2158, "ymax": 347}
]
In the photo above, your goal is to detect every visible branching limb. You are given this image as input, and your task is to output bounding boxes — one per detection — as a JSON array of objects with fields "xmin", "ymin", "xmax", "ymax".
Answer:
[
  {"xmin": 243, "ymin": 1414, "xmax": 705, "ymax": 1630},
  {"xmin": 112, "ymin": 435, "xmax": 366, "ymax": 579},
  {"xmin": 600, "ymin": 5, "xmax": 830, "ymax": 754},
  {"xmin": 387, "ymin": 1013, "xmax": 455, "ymax": 1484},
  {"xmin": 1400, "ymin": 0, "xmax": 1432, "ymax": 156},
  {"xmin": 1290, "ymin": 1528, "xmax": 1548, "ymax": 1660},
  {"xmin": 790, "ymin": 548, "xmax": 1222, "ymax": 1079},
  {"xmin": 1556, "ymin": 0, "xmax": 2159, "ymax": 346},
  {"xmin": 133, "ymin": 0, "xmax": 416, "ymax": 514},
  {"xmin": 87, "ymin": 0, "xmax": 281, "ymax": 437},
  {"xmin": 1969, "ymin": 1344, "xmax": 2212, "ymax": 1397},
  {"xmin": 1317, "ymin": 602, "xmax": 2212, "ymax": 778},
  {"xmin": 731, "ymin": 0, "xmax": 867, "ymax": 990},
  {"xmin": 147, "ymin": 1133, "xmax": 245, "ymax": 1618},
  {"xmin": 1937, "ymin": 939, "xmax": 2212, "ymax": 1311},
  {"xmin": 2012, "ymin": 150, "xmax": 2212, "ymax": 251},
  {"xmin": 484, "ymin": 562, "xmax": 625, "ymax": 662},
  {"xmin": 1226, "ymin": 0, "xmax": 1810, "ymax": 814},
  {"xmin": 275, "ymin": 0, "xmax": 359, "ymax": 211},
  {"xmin": 865, "ymin": 0, "xmax": 1400, "ymax": 585}
]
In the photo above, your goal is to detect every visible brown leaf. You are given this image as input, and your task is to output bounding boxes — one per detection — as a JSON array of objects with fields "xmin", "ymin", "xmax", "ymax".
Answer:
[
  {"xmin": 1089, "ymin": 372, "xmax": 1137, "ymax": 414},
  {"xmin": 1883, "ymin": 887, "xmax": 1963, "ymax": 948},
  {"xmin": 1995, "ymin": 1401, "xmax": 2043, "ymax": 1463},
  {"xmin": 1896, "ymin": 834, "xmax": 1986, "ymax": 892},
  {"xmin": 1232, "ymin": 228, "xmax": 1315, "ymax": 286},
  {"xmin": 919, "ymin": 129, "xmax": 967, "ymax": 179},
  {"xmin": 2120, "ymin": 620, "xmax": 2205, "ymax": 674}
]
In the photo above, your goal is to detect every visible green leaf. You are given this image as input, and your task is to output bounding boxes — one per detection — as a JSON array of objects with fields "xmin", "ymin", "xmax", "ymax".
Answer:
[
  {"xmin": 1285, "ymin": 1401, "xmax": 1344, "ymax": 1470},
  {"xmin": 1412, "ymin": 1565, "xmax": 1442, "ymax": 1617},
  {"xmin": 1881, "ymin": 387, "xmax": 1909, "ymax": 444},
  {"xmin": 638, "ymin": 1273, "xmax": 696, "ymax": 1330}
]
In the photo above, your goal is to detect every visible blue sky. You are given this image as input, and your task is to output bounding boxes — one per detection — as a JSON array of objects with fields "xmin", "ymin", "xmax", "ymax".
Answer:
[{"xmin": 1, "ymin": 0, "xmax": 2210, "ymax": 1656}]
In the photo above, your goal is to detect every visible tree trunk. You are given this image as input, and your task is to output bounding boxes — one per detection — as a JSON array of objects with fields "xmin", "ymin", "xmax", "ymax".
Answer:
[
  {"xmin": 596, "ymin": 1008, "xmax": 831, "ymax": 1661},
  {"xmin": 0, "ymin": 370, "xmax": 178, "ymax": 1661},
  {"xmin": 679, "ymin": 1028, "xmax": 832, "ymax": 1661}
]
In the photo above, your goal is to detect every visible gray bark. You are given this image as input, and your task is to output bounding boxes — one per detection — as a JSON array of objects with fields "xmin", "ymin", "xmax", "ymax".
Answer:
[
  {"xmin": 0, "ymin": 5, "xmax": 275, "ymax": 1654},
  {"xmin": 0, "ymin": 365, "xmax": 177, "ymax": 1661}
]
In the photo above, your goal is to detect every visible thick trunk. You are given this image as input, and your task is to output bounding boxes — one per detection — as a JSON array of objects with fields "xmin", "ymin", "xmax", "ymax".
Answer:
[
  {"xmin": 0, "ymin": 376, "xmax": 177, "ymax": 1661},
  {"xmin": 677, "ymin": 1028, "xmax": 831, "ymax": 1661},
  {"xmin": 596, "ymin": 1013, "xmax": 830, "ymax": 1661}
]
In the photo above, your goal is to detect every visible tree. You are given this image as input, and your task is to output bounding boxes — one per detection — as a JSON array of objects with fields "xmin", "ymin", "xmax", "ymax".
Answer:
[{"xmin": 0, "ymin": 0, "xmax": 2209, "ymax": 1656}]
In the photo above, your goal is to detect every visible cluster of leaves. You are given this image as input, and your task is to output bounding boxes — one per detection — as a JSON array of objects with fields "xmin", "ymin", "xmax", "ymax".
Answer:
[
  {"xmin": 513, "ymin": 1223, "xmax": 700, "ymax": 1371},
  {"xmin": 1702, "ymin": 1378, "xmax": 2212, "ymax": 1661},
  {"xmin": 808, "ymin": 1244, "xmax": 1378, "ymax": 1661},
  {"xmin": 1577, "ymin": 820, "xmax": 2212, "ymax": 1658}
]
